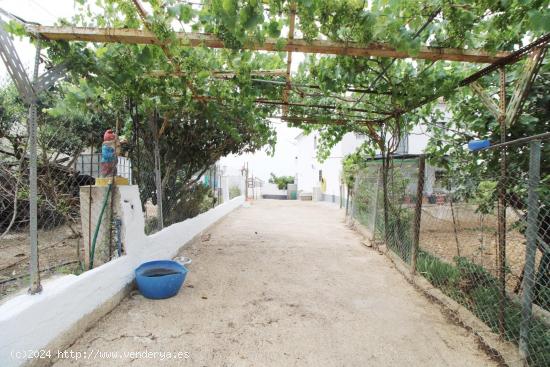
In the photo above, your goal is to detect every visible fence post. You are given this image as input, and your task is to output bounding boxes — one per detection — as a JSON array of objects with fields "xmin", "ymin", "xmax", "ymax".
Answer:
[
  {"xmin": 153, "ymin": 142, "xmax": 163, "ymax": 230},
  {"xmin": 349, "ymin": 175, "xmax": 360, "ymax": 224},
  {"xmin": 345, "ymin": 184, "xmax": 350, "ymax": 217},
  {"xmin": 28, "ymin": 40, "xmax": 42, "ymax": 294},
  {"xmin": 152, "ymin": 115, "xmax": 164, "ymax": 230},
  {"xmin": 370, "ymin": 165, "xmax": 383, "ymax": 242},
  {"xmin": 381, "ymin": 154, "xmax": 390, "ymax": 248},
  {"xmin": 410, "ymin": 154, "xmax": 425, "ymax": 274},
  {"xmin": 244, "ymin": 162, "xmax": 249, "ymax": 200},
  {"xmin": 497, "ymin": 66, "xmax": 507, "ymax": 336},
  {"xmin": 519, "ymin": 140, "xmax": 541, "ymax": 364}
]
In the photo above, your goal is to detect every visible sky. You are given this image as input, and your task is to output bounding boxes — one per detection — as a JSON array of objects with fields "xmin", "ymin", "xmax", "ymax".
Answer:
[{"xmin": 0, "ymin": 0, "xmax": 306, "ymax": 182}]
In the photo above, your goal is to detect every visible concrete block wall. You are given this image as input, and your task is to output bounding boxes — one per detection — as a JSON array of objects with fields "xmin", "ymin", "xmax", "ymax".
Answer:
[{"xmin": 0, "ymin": 186, "xmax": 244, "ymax": 367}]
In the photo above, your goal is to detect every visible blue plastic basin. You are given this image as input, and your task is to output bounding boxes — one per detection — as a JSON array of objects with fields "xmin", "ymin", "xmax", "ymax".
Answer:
[{"xmin": 135, "ymin": 260, "xmax": 188, "ymax": 299}]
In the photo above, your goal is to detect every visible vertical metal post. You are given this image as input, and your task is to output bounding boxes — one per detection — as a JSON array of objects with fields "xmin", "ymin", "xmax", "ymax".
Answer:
[
  {"xmin": 411, "ymin": 155, "xmax": 425, "ymax": 274},
  {"xmin": 350, "ymin": 173, "xmax": 360, "ymax": 223},
  {"xmin": 245, "ymin": 162, "xmax": 249, "ymax": 200},
  {"xmin": 28, "ymin": 40, "xmax": 41, "ymax": 294},
  {"xmin": 345, "ymin": 184, "xmax": 350, "ymax": 216},
  {"xmin": 151, "ymin": 112, "xmax": 163, "ymax": 230},
  {"xmin": 88, "ymin": 141, "xmax": 93, "ymax": 263},
  {"xmin": 497, "ymin": 66, "xmax": 507, "ymax": 336},
  {"xmin": 153, "ymin": 139, "xmax": 163, "ymax": 230},
  {"xmin": 371, "ymin": 165, "xmax": 383, "ymax": 241},
  {"xmin": 382, "ymin": 153, "xmax": 390, "ymax": 248},
  {"xmin": 519, "ymin": 140, "xmax": 541, "ymax": 364}
]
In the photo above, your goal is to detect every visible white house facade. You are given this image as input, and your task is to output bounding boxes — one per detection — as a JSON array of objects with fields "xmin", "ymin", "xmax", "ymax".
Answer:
[{"xmin": 293, "ymin": 119, "xmax": 435, "ymax": 203}]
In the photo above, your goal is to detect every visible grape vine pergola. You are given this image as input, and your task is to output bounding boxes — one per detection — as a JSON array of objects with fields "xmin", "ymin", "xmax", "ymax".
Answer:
[
  {"xmin": 0, "ymin": 2, "xmax": 548, "ymax": 358},
  {"xmin": 10, "ymin": 1, "xmax": 547, "ymax": 137}
]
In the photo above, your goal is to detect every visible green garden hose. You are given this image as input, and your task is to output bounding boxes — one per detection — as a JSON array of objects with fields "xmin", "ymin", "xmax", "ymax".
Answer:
[{"xmin": 89, "ymin": 183, "xmax": 112, "ymax": 269}]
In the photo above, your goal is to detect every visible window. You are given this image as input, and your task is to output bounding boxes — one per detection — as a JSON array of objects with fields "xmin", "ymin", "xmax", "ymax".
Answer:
[{"xmin": 319, "ymin": 170, "xmax": 323, "ymax": 182}]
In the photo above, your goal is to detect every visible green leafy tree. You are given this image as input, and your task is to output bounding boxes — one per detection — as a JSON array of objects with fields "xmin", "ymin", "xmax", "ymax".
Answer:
[
  {"xmin": 0, "ymin": 83, "xmax": 28, "ymax": 160},
  {"xmin": 269, "ymin": 172, "xmax": 294, "ymax": 190},
  {"xmin": 39, "ymin": 2, "xmax": 287, "ymax": 223}
]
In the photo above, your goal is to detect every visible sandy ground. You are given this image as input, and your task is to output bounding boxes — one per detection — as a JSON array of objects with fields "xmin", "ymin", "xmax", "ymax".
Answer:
[
  {"xmin": 54, "ymin": 200, "xmax": 496, "ymax": 367},
  {"xmin": 419, "ymin": 204, "xmax": 535, "ymax": 292}
]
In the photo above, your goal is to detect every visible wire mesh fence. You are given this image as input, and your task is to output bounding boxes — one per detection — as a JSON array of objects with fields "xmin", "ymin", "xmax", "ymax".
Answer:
[
  {"xmin": 0, "ymin": 154, "xmax": 85, "ymax": 298},
  {"xmin": 417, "ymin": 171, "xmax": 549, "ymax": 367},
  {"xmin": 1, "ymin": 139, "xmax": 244, "ymax": 300},
  {"xmin": 348, "ymin": 140, "xmax": 549, "ymax": 367},
  {"xmin": 135, "ymin": 164, "xmax": 244, "ymax": 235},
  {"xmin": 351, "ymin": 158, "xmax": 421, "ymax": 263}
]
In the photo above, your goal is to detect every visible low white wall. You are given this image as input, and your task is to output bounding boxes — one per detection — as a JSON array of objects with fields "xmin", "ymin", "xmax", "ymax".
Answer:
[
  {"xmin": 261, "ymin": 182, "xmax": 286, "ymax": 196},
  {"xmin": 0, "ymin": 186, "xmax": 244, "ymax": 367}
]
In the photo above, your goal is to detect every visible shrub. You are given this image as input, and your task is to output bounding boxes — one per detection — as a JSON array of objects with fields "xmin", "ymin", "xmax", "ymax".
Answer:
[
  {"xmin": 229, "ymin": 185, "xmax": 241, "ymax": 199},
  {"xmin": 269, "ymin": 173, "xmax": 294, "ymax": 190},
  {"xmin": 417, "ymin": 251, "xmax": 460, "ymax": 288}
]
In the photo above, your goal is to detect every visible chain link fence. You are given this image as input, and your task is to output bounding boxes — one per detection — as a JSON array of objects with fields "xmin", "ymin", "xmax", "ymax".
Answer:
[
  {"xmin": 348, "ymin": 140, "xmax": 549, "ymax": 367},
  {"xmin": 350, "ymin": 158, "xmax": 421, "ymax": 263},
  {"xmin": 1, "ymin": 140, "xmax": 244, "ymax": 299},
  {"xmin": 134, "ymin": 163, "xmax": 245, "ymax": 235},
  {"xmin": 1, "ymin": 153, "xmax": 85, "ymax": 298}
]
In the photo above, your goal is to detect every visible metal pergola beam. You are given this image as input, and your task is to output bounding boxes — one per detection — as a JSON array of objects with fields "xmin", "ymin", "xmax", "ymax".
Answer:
[
  {"xmin": 505, "ymin": 47, "xmax": 546, "ymax": 127},
  {"xmin": 278, "ymin": 116, "xmax": 383, "ymax": 126},
  {"xmin": 470, "ymin": 81, "xmax": 500, "ymax": 119},
  {"xmin": 250, "ymin": 78, "xmax": 394, "ymax": 95},
  {"xmin": 149, "ymin": 69, "xmax": 287, "ymax": 78},
  {"xmin": 24, "ymin": 24, "xmax": 511, "ymax": 63},
  {"xmin": 253, "ymin": 99, "xmax": 392, "ymax": 115},
  {"xmin": 0, "ymin": 19, "xmax": 34, "ymax": 104},
  {"xmin": 282, "ymin": 2, "xmax": 296, "ymax": 116},
  {"xmin": 460, "ymin": 33, "xmax": 550, "ymax": 86},
  {"xmin": 469, "ymin": 46, "xmax": 547, "ymax": 128}
]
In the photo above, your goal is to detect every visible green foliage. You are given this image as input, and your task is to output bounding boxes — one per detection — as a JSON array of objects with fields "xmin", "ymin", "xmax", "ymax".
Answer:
[
  {"xmin": 426, "ymin": 65, "xmax": 550, "ymax": 206},
  {"xmin": 417, "ymin": 251, "xmax": 460, "ymax": 288},
  {"xmin": 265, "ymin": 0, "xmax": 549, "ymax": 169},
  {"xmin": 162, "ymin": 183, "xmax": 217, "ymax": 226},
  {"xmin": 229, "ymin": 185, "xmax": 241, "ymax": 199},
  {"xmin": 39, "ymin": 6, "xmax": 286, "ymax": 218},
  {"xmin": 417, "ymin": 252, "xmax": 550, "ymax": 366},
  {"xmin": 0, "ymin": 83, "xmax": 27, "ymax": 159},
  {"xmin": 342, "ymin": 153, "xmax": 359, "ymax": 188},
  {"xmin": 473, "ymin": 180, "xmax": 498, "ymax": 215},
  {"xmin": 2, "ymin": 1, "xmax": 548, "ymax": 362},
  {"xmin": 269, "ymin": 172, "xmax": 294, "ymax": 190},
  {"xmin": 342, "ymin": 150, "xmax": 374, "ymax": 187},
  {"xmin": 55, "ymin": 263, "xmax": 82, "ymax": 276}
]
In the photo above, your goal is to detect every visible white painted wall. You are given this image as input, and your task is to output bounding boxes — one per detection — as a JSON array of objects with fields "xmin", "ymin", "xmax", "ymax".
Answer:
[
  {"xmin": 0, "ymin": 186, "xmax": 244, "ymax": 367},
  {"xmin": 294, "ymin": 132, "xmax": 360, "ymax": 199},
  {"xmin": 292, "ymin": 117, "xmax": 438, "ymax": 202},
  {"xmin": 262, "ymin": 182, "xmax": 287, "ymax": 196},
  {"xmin": 220, "ymin": 123, "xmax": 302, "ymax": 184},
  {"xmin": 408, "ymin": 123, "xmax": 430, "ymax": 154},
  {"xmin": 294, "ymin": 132, "xmax": 315, "ymax": 193}
]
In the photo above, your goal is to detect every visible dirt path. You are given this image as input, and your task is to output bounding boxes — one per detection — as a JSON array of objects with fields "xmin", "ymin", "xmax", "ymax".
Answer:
[{"xmin": 54, "ymin": 200, "xmax": 496, "ymax": 367}]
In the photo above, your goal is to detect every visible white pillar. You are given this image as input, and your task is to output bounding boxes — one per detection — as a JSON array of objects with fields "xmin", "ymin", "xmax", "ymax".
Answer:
[{"xmin": 222, "ymin": 176, "xmax": 230, "ymax": 203}]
